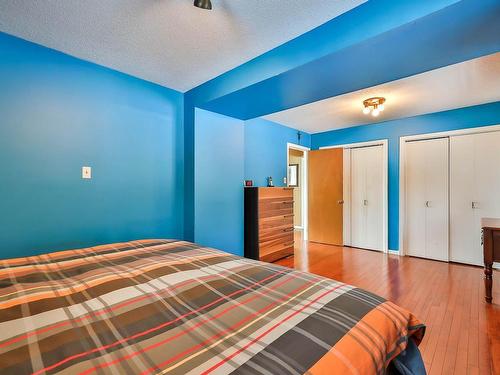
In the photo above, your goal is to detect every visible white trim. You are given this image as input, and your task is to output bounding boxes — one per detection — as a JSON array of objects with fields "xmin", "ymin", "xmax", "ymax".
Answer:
[
  {"xmin": 343, "ymin": 148, "xmax": 351, "ymax": 246},
  {"xmin": 320, "ymin": 139, "xmax": 389, "ymax": 253},
  {"xmin": 320, "ymin": 139, "xmax": 387, "ymax": 150},
  {"xmin": 287, "ymin": 142, "xmax": 310, "ymax": 241},
  {"xmin": 287, "ymin": 142, "xmax": 310, "ymax": 152},
  {"xmin": 399, "ymin": 124, "xmax": 500, "ymax": 143},
  {"xmin": 398, "ymin": 124, "xmax": 500, "ymax": 256}
]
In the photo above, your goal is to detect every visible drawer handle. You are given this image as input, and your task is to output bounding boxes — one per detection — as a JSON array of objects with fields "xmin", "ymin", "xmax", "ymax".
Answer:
[
  {"xmin": 283, "ymin": 214, "xmax": 294, "ymax": 218},
  {"xmin": 284, "ymin": 242, "xmax": 294, "ymax": 247},
  {"xmin": 283, "ymin": 227, "xmax": 294, "ymax": 232},
  {"xmin": 280, "ymin": 201, "xmax": 294, "ymax": 204}
]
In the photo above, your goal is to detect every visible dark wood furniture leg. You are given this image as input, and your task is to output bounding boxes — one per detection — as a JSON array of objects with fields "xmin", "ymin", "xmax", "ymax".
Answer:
[
  {"xmin": 485, "ymin": 262, "xmax": 493, "ymax": 303},
  {"xmin": 482, "ymin": 224, "xmax": 499, "ymax": 303}
]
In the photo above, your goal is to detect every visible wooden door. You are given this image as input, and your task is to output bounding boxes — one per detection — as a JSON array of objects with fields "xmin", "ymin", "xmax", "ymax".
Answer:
[{"xmin": 308, "ymin": 148, "xmax": 343, "ymax": 245}]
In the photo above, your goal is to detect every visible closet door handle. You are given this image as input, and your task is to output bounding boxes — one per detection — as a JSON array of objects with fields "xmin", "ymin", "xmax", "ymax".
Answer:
[
  {"xmin": 363, "ymin": 199, "xmax": 368, "ymax": 206},
  {"xmin": 425, "ymin": 201, "xmax": 431, "ymax": 208},
  {"xmin": 472, "ymin": 201, "xmax": 479, "ymax": 209}
]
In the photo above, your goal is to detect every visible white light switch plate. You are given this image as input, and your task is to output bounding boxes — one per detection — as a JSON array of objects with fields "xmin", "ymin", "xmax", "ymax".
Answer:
[{"xmin": 82, "ymin": 166, "xmax": 92, "ymax": 179}]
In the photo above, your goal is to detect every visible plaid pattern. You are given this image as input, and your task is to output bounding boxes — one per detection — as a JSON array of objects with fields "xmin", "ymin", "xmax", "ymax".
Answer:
[{"xmin": 0, "ymin": 239, "xmax": 425, "ymax": 374}]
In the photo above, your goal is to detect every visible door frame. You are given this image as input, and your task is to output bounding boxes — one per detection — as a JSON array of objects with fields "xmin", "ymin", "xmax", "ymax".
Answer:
[
  {"xmin": 287, "ymin": 142, "xmax": 310, "ymax": 241},
  {"xmin": 320, "ymin": 139, "xmax": 389, "ymax": 253},
  {"xmin": 399, "ymin": 124, "xmax": 500, "ymax": 257}
]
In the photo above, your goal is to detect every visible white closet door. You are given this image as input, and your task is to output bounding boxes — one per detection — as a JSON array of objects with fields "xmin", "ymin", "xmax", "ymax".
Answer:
[
  {"xmin": 474, "ymin": 132, "xmax": 500, "ymax": 232},
  {"xmin": 351, "ymin": 145, "xmax": 384, "ymax": 251},
  {"xmin": 450, "ymin": 135, "xmax": 476, "ymax": 264},
  {"xmin": 405, "ymin": 142, "xmax": 427, "ymax": 258},
  {"xmin": 351, "ymin": 148, "xmax": 366, "ymax": 249},
  {"xmin": 450, "ymin": 131, "xmax": 500, "ymax": 265},
  {"xmin": 405, "ymin": 138, "xmax": 449, "ymax": 261},
  {"xmin": 425, "ymin": 139, "xmax": 449, "ymax": 261},
  {"xmin": 364, "ymin": 146, "xmax": 384, "ymax": 251}
]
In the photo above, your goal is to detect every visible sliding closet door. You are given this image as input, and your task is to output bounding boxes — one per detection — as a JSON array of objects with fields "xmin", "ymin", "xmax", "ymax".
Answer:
[
  {"xmin": 351, "ymin": 145, "xmax": 384, "ymax": 251},
  {"xmin": 350, "ymin": 148, "xmax": 366, "ymax": 249},
  {"xmin": 450, "ymin": 135, "xmax": 475, "ymax": 264},
  {"xmin": 450, "ymin": 131, "xmax": 500, "ymax": 265},
  {"xmin": 405, "ymin": 138, "xmax": 449, "ymax": 261},
  {"xmin": 405, "ymin": 141, "xmax": 427, "ymax": 259}
]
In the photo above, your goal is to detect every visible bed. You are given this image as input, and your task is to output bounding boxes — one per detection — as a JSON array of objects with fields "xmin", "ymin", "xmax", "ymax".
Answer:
[{"xmin": 0, "ymin": 239, "xmax": 425, "ymax": 374}]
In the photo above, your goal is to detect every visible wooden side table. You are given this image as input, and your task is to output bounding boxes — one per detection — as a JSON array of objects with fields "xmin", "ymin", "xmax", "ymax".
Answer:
[{"xmin": 482, "ymin": 218, "xmax": 500, "ymax": 303}]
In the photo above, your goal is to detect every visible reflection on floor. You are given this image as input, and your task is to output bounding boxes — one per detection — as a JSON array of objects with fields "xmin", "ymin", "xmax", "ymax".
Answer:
[{"xmin": 273, "ymin": 230, "xmax": 500, "ymax": 375}]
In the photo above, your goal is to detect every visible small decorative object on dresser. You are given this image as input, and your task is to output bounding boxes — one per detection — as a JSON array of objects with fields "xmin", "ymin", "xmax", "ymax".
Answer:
[
  {"xmin": 244, "ymin": 187, "xmax": 294, "ymax": 262},
  {"xmin": 482, "ymin": 218, "xmax": 500, "ymax": 303}
]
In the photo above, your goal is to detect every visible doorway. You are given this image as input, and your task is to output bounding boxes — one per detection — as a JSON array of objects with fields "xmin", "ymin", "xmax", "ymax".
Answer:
[
  {"xmin": 308, "ymin": 140, "xmax": 388, "ymax": 252},
  {"xmin": 287, "ymin": 143, "xmax": 309, "ymax": 241}
]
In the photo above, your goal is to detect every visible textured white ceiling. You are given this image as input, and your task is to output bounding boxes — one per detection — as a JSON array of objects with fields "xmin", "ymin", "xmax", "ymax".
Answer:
[
  {"xmin": 0, "ymin": 0, "xmax": 365, "ymax": 92},
  {"xmin": 264, "ymin": 53, "xmax": 500, "ymax": 134}
]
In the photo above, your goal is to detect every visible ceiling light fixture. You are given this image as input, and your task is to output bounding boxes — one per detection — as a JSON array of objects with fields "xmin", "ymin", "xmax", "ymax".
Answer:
[
  {"xmin": 194, "ymin": 0, "xmax": 212, "ymax": 10},
  {"xmin": 362, "ymin": 97, "xmax": 386, "ymax": 117}
]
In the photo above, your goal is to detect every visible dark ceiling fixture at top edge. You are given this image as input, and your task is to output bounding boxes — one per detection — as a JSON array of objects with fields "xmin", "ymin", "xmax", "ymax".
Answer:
[{"xmin": 194, "ymin": 0, "xmax": 212, "ymax": 10}]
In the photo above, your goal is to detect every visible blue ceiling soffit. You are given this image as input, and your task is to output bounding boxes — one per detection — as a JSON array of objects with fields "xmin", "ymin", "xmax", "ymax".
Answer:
[
  {"xmin": 186, "ymin": 0, "xmax": 462, "ymax": 105},
  {"xmin": 196, "ymin": 0, "xmax": 500, "ymax": 120}
]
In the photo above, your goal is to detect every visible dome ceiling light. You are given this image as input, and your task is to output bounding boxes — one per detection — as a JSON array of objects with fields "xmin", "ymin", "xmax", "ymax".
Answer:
[
  {"xmin": 362, "ymin": 97, "xmax": 386, "ymax": 117},
  {"xmin": 194, "ymin": 0, "xmax": 212, "ymax": 10}
]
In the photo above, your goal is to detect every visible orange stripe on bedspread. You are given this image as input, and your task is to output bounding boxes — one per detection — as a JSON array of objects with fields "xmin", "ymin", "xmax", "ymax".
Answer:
[{"xmin": 309, "ymin": 301, "xmax": 425, "ymax": 375}]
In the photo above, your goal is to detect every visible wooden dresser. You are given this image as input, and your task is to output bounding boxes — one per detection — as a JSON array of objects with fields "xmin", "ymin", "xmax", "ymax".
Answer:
[{"xmin": 244, "ymin": 187, "xmax": 294, "ymax": 262}]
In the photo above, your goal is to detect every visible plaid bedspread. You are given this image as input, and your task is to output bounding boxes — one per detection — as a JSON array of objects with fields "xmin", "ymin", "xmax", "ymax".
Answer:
[{"xmin": 0, "ymin": 239, "xmax": 425, "ymax": 375}]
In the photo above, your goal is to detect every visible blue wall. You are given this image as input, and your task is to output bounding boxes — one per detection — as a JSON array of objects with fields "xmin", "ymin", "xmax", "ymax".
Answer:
[
  {"xmin": 194, "ymin": 114, "xmax": 306, "ymax": 255},
  {"xmin": 194, "ymin": 109, "xmax": 244, "ymax": 255},
  {"xmin": 183, "ymin": 0, "xmax": 499, "ymax": 238},
  {"xmin": 312, "ymin": 101, "xmax": 500, "ymax": 251},
  {"xmin": 244, "ymin": 118, "xmax": 311, "ymax": 187},
  {"xmin": 0, "ymin": 33, "xmax": 184, "ymax": 258}
]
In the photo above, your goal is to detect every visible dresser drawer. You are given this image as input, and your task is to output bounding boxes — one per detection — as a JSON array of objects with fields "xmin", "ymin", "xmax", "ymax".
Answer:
[
  {"xmin": 259, "ymin": 214, "xmax": 294, "ymax": 230},
  {"xmin": 259, "ymin": 197, "xmax": 294, "ymax": 213},
  {"xmin": 259, "ymin": 228, "xmax": 294, "ymax": 245},
  {"xmin": 260, "ymin": 222, "xmax": 294, "ymax": 235},
  {"xmin": 259, "ymin": 207, "xmax": 293, "ymax": 219},
  {"xmin": 259, "ymin": 187, "xmax": 293, "ymax": 200},
  {"xmin": 259, "ymin": 242, "xmax": 294, "ymax": 263}
]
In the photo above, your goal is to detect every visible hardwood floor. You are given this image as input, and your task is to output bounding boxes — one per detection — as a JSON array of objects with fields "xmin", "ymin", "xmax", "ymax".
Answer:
[{"xmin": 275, "ymin": 232, "xmax": 500, "ymax": 375}]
